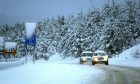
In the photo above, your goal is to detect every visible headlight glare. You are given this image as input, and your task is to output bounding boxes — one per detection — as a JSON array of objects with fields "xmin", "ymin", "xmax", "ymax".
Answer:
[
  {"xmin": 82, "ymin": 58, "xmax": 86, "ymax": 60},
  {"xmin": 94, "ymin": 58, "xmax": 98, "ymax": 61}
]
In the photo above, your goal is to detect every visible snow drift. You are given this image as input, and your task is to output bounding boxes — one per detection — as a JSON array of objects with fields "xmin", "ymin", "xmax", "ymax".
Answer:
[{"xmin": 110, "ymin": 44, "xmax": 140, "ymax": 68}]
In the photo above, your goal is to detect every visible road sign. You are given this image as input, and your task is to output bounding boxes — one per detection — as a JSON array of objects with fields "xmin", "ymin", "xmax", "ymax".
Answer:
[
  {"xmin": 4, "ymin": 42, "xmax": 17, "ymax": 55},
  {"xmin": 25, "ymin": 23, "xmax": 37, "ymax": 46},
  {"xmin": 25, "ymin": 34, "xmax": 36, "ymax": 46}
]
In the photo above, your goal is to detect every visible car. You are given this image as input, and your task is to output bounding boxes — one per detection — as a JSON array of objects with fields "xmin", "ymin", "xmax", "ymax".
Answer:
[
  {"xmin": 92, "ymin": 50, "xmax": 109, "ymax": 65},
  {"xmin": 80, "ymin": 51, "xmax": 93, "ymax": 64}
]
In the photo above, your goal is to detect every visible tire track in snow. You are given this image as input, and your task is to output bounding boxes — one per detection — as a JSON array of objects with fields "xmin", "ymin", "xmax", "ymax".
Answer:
[{"xmin": 94, "ymin": 64, "xmax": 140, "ymax": 84}]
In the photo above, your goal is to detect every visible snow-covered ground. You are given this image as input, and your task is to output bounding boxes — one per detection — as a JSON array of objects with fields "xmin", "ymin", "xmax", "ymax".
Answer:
[
  {"xmin": 110, "ymin": 44, "xmax": 140, "ymax": 68},
  {"xmin": 1, "ymin": 44, "xmax": 140, "ymax": 84},
  {"xmin": 0, "ymin": 54, "xmax": 105, "ymax": 84},
  {"xmin": 47, "ymin": 53, "xmax": 80, "ymax": 64}
]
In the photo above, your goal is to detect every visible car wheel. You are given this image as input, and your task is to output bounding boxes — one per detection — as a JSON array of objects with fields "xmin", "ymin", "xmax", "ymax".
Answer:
[
  {"xmin": 105, "ymin": 60, "xmax": 108, "ymax": 65},
  {"xmin": 92, "ymin": 61, "xmax": 95, "ymax": 65},
  {"xmin": 80, "ymin": 60, "xmax": 83, "ymax": 64}
]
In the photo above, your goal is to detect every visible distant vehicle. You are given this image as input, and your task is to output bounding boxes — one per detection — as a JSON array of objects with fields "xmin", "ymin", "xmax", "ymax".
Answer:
[
  {"xmin": 80, "ymin": 51, "xmax": 93, "ymax": 64},
  {"xmin": 92, "ymin": 50, "xmax": 109, "ymax": 65}
]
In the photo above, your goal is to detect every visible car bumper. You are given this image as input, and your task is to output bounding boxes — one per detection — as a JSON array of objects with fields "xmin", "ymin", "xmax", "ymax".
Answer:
[
  {"xmin": 92, "ymin": 58, "xmax": 108, "ymax": 62},
  {"xmin": 81, "ymin": 59, "xmax": 91, "ymax": 62}
]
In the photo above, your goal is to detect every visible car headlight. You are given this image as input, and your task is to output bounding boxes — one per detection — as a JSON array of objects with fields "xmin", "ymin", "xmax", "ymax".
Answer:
[
  {"xmin": 94, "ymin": 58, "xmax": 98, "ymax": 61},
  {"xmin": 104, "ymin": 56, "xmax": 108, "ymax": 60},
  {"xmin": 82, "ymin": 58, "xmax": 86, "ymax": 60}
]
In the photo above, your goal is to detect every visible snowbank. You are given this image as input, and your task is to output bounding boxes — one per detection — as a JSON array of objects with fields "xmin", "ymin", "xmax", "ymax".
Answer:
[
  {"xmin": 47, "ymin": 53, "xmax": 79, "ymax": 64},
  {"xmin": 110, "ymin": 44, "xmax": 140, "ymax": 68}
]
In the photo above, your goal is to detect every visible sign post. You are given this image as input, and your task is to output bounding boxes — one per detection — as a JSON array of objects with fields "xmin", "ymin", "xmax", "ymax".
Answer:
[{"xmin": 25, "ymin": 23, "xmax": 37, "ymax": 64}]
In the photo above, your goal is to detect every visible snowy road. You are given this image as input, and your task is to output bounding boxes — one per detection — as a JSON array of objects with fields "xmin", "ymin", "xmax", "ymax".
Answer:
[
  {"xmin": 94, "ymin": 64, "xmax": 140, "ymax": 84},
  {"xmin": 0, "ymin": 60, "xmax": 105, "ymax": 84},
  {"xmin": 0, "ymin": 58, "xmax": 140, "ymax": 84}
]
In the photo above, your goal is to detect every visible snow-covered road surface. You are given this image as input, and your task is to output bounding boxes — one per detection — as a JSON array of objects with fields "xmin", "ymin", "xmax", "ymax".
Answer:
[
  {"xmin": 0, "ymin": 60, "xmax": 105, "ymax": 84},
  {"xmin": 1, "ymin": 59, "xmax": 140, "ymax": 84},
  {"xmin": 95, "ymin": 64, "xmax": 140, "ymax": 84},
  {"xmin": 1, "ymin": 50, "xmax": 140, "ymax": 84}
]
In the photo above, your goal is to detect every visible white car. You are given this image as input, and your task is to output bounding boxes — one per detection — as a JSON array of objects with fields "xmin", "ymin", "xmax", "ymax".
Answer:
[
  {"xmin": 92, "ymin": 50, "xmax": 109, "ymax": 65},
  {"xmin": 80, "ymin": 51, "xmax": 93, "ymax": 64}
]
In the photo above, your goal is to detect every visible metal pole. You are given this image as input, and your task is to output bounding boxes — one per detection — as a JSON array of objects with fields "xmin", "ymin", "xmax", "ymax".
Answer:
[
  {"xmin": 33, "ymin": 45, "xmax": 35, "ymax": 64},
  {"xmin": 25, "ymin": 44, "xmax": 27, "ymax": 63},
  {"xmin": 25, "ymin": 27, "xmax": 27, "ymax": 64},
  {"xmin": 33, "ymin": 28, "xmax": 36, "ymax": 64}
]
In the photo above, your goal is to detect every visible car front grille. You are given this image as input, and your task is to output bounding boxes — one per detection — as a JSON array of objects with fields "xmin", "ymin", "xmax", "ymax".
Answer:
[
  {"xmin": 86, "ymin": 58, "xmax": 91, "ymax": 60},
  {"xmin": 98, "ymin": 57, "xmax": 104, "ymax": 60}
]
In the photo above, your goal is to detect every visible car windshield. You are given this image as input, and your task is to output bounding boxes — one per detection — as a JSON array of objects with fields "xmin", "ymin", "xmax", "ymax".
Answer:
[
  {"xmin": 93, "ymin": 53, "xmax": 106, "ymax": 56},
  {"xmin": 81, "ymin": 53, "xmax": 92, "ymax": 57}
]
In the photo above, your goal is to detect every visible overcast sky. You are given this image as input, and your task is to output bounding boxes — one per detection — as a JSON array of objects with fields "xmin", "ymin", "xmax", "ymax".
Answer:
[{"xmin": 0, "ymin": 0, "xmax": 125, "ymax": 25}]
